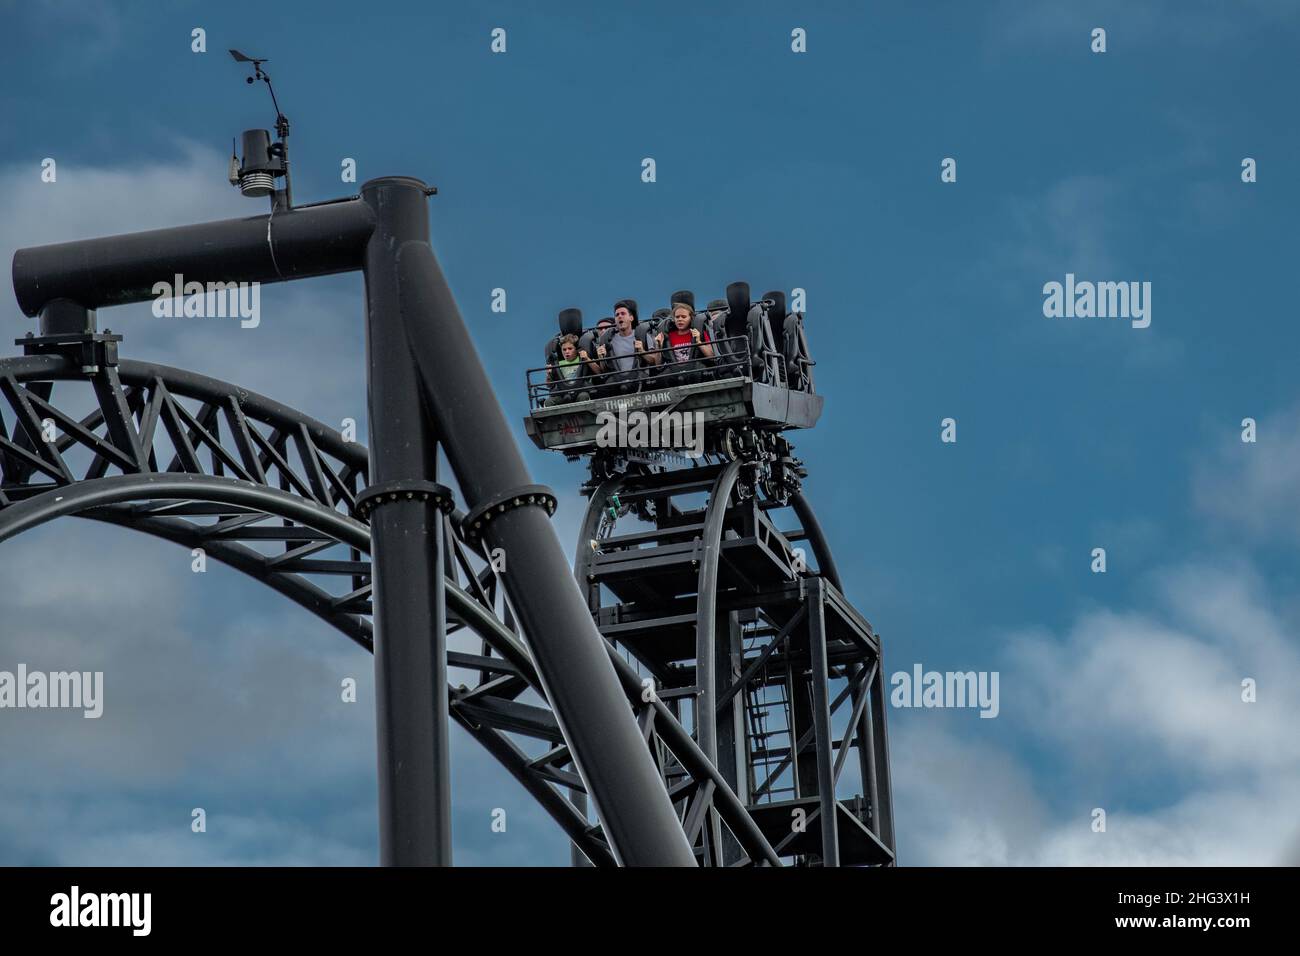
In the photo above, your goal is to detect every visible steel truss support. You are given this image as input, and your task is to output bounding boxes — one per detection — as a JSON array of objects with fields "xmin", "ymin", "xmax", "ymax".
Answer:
[
  {"xmin": 793, "ymin": 490, "xmax": 895, "ymax": 855},
  {"xmin": 0, "ymin": 468, "xmax": 780, "ymax": 868},
  {"xmin": 576, "ymin": 464, "xmax": 897, "ymax": 866},
  {"xmin": 9, "ymin": 180, "xmax": 695, "ymax": 866},
  {"xmin": 0, "ymin": 403, "xmax": 777, "ymax": 864}
]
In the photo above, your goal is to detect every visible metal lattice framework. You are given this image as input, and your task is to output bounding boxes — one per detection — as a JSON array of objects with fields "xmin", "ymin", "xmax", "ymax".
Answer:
[
  {"xmin": 572, "ymin": 459, "xmax": 896, "ymax": 866},
  {"xmin": 0, "ymin": 350, "xmax": 786, "ymax": 866}
]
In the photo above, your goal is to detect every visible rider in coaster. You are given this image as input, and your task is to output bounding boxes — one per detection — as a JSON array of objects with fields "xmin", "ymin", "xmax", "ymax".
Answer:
[
  {"xmin": 544, "ymin": 333, "xmax": 593, "ymax": 405},
  {"xmin": 655, "ymin": 300, "xmax": 713, "ymax": 385},
  {"xmin": 595, "ymin": 299, "xmax": 649, "ymax": 394}
]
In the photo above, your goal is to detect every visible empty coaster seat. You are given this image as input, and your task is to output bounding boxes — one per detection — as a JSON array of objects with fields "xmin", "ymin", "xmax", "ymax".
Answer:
[
  {"xmin": 783, "ymin": 311, "xmax": 814, "ymax": 391},
  {"xmin": 714, "ymin": 281, "xmax": 779, "ymax": 384},
  {"xmin": 760, "ymin": 291, "xmax": 809, "ymax": 391},
  {"xmin": 752, "ymin": 303, "xmax": 782, "ymax": 384}
]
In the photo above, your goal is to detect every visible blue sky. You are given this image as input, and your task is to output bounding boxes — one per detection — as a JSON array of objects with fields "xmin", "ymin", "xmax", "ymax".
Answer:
[{"xmin": 1, "ymin": 0, "xmax": 1298, "ymax": 865}]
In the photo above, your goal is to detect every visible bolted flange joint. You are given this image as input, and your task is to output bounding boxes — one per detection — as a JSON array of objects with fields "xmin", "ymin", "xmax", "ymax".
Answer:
[
  {"xmin": 462, "ymin": 484, "xmax": 558, "ymax": 547},
  {"xmin": 353, "ymin": 479, "xmax": 455, "ymax": 522}
]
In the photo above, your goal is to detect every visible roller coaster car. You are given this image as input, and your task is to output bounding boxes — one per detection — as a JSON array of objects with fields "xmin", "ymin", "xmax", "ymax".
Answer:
[{"xmin": 524, "ymin": 282, "xmax": 821, "ymax": 455}]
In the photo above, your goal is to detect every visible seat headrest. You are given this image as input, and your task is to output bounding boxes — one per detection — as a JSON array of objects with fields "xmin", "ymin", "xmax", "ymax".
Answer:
[
  {"xmin": 670, "ymin": 289, "xmax": 695, "ymax": 311},
  {"xmin": 725, "ymin": 282, "xmax": 751, "ymax": 337},
  {"xmin": 558, "ymin": 307, "xmax": 583, "ymax": 336},
  {"xmin": 762, "ymin": 291, "xmax": 786, "ymax": 324}
]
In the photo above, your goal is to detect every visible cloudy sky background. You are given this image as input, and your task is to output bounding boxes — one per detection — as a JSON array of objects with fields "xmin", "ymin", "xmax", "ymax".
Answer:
[{"xmin": 1, "ymin": 0, "xmax": 1297, "ymax": 865}]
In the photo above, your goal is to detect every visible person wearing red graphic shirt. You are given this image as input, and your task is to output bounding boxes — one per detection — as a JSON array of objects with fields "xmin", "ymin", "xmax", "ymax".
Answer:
[{"xmin": 655, "ymin": 301, "xmax": 714, "ymax": 385}]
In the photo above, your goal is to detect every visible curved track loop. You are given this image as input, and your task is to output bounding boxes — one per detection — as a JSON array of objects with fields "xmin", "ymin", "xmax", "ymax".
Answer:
[
  {"xmin": 578, "ymin": 462, "xmax": 783, "ymax": 865},
  {"xmin": 576, "ymin": 456, "xmax": 894, "ymax": 866},
  {"xmin": 0, "ymin": 354, "xmax": 779, "ymax": 866}
]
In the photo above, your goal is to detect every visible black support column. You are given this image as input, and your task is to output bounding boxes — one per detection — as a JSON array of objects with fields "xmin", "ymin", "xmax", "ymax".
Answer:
[
  {"xmin": 870, "ymin": 649, "xmax": 897, "ymax": 855},
  {"xmin": 715, "ymin": 608, "xmax": 746, "ymax": 865},
  {"xmin": 361, "ymin": 178, "xmax": 451, "ymax": 866},
  {"xmin": 807, "ymin": 577, "xmax": 839, "ymax": 866}
]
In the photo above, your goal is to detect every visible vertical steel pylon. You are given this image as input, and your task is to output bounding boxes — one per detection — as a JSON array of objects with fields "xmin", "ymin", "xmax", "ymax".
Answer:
[{"xmin": 361, "ymin": 179, "xmax": 451, "ymax": 865}]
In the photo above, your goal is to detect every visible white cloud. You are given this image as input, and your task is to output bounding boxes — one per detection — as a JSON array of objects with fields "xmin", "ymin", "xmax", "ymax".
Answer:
[
  {"xmin": 1015, "ymin": 561, "xmax": 1300, "ymax": 774},
  {"xmin": 0, "ymin": 149, "xmax": 370, "ymax": 438},
  {"xmin": 1195, "ymin": 404, "xmax": 1300, "ymax": 543},
  {"xmin": 0, "ymin": 520, "xmax": 565, "ymax": 864},
  {"xmin": 894, "ymin": 559, "xmax": 1300, "ymax": 865},
  {"xmin": 0, "ymin": 795, "xmax": 375, "ymax": 866},
  {"xmin": 0, "ymin": 522, "xmax": 376, "ymax": 787},
  {"xmin": 0, "ymin": 144, "xmax": 246, "ymax": 287}
]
